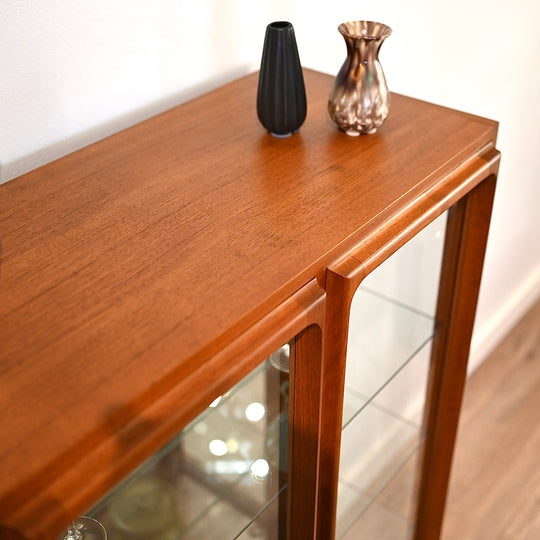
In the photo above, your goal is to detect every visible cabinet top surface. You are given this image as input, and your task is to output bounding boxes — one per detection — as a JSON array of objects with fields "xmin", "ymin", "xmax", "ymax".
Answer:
[{"xmin": 0, "ymin": 69, "xmax": 497, "ymax": 533}]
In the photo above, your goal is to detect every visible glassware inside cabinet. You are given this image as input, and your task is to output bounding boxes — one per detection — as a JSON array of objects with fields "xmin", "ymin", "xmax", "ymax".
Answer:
[
  {"xmin": 57, "ymin": 516, "xmax": 107, "ymax": 540},
  {"xmin": 83, "ymin": 345, "xmax": 291, "ymax": 540}
]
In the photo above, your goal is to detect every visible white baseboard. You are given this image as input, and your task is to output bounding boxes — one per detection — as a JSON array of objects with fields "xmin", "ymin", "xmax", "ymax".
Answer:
[{"xmin": 469, "ymin": 264, "xmax": 540, "ymax": 374}]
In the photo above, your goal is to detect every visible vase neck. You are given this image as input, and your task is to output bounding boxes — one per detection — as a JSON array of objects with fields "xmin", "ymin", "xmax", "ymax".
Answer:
[{"xmin": 344, "ymin": 36, "xmax": 385, "ymax": 64}]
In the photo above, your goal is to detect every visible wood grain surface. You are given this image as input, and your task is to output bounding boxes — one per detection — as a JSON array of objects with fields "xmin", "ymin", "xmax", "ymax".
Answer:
[{"xmin": 0, "ymin": 69, "xmax": 498, "ymax": 538}]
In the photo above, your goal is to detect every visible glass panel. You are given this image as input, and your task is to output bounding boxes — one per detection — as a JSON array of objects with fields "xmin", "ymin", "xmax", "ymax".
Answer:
[
  {"xmin": 337, "ymin": 212, "xmax": 447, "ymax": 539},
  {"xmin": 234, "ymin": 486, "xmax": 286, "ymax": 539},
  {"xmin": 337, "ymin": 344, "xmax": 429, "ymax": 539},
  {"xmin": 343, "ymin": 290, "xmax": 433, "ymax": 428},
  {"xmin": 341, "ymin": 499, "xmax": 413, "ymax": 540},
  {"xmin": 360, "ymin": 212, "xmax": 447, "ymax": 316},
  {"xmin": 86, "ymin": 346, "xmax": 290, "ymax": 540},
  {"xmin": 340, "ymin": 443, "xmax": 422, "ymax": 540},
  {"xmin": 343, "ymin": 212, "xmax": 446, "ymax": 421}
]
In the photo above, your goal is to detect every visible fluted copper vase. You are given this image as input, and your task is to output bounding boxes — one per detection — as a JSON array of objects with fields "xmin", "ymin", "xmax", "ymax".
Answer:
[{"xmin": 328, "ymin": 21, "xmax": 392, "ymax": 136}]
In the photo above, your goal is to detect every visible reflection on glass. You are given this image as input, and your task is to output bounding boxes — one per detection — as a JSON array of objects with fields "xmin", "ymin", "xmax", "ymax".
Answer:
[
  {"xmin": 85, "ymin": 347, "xmax": 291, "ymax": 540},
  {"xmin": 209, "ymin": 396, "xmax": 222, "ymax": 408},
  {"xmin": 251, "ymin": 458, "xmax": 270, "ymax": 478},
  {"xmin": 246, "ymin": 402, "xmax": 266, "ymax": 423}
]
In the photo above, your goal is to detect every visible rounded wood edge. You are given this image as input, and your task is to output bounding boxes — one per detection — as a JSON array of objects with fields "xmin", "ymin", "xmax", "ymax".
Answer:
[{"xmin": 327, "ymin": 147, "xmax": 500, "ymax": 289}]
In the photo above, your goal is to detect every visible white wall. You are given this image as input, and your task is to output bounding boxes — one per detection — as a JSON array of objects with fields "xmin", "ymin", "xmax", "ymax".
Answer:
[{"xmin": 1, "ymin": 1, "xmax": 539, "ymax": 368}]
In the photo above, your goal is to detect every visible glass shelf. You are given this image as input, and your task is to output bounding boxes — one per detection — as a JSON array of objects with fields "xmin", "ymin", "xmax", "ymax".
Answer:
[
  {"xmin": 340, "ymin": 496, "xmax": 414, "ymax": 540},
  {"xmin": 337, "ymin": 403, "xmax": 424, "ymax": 538},
  {"xmin": 337, "ymin": 343, "xmax": 429, "ymax": 539},
  {"xmin": 338, "ymin": 445, "xmax": 422, "ymax": 540},
  {"xmin": 87, "ymin": 351, "xmax": 289, "ymax": 540},
  {"xmin": 343, "ymin": 288, "xmax": 434, "ymax": 429},
  {"xmin": 235, "ymin": 486, "xmax": 285, "ymax": 539}
]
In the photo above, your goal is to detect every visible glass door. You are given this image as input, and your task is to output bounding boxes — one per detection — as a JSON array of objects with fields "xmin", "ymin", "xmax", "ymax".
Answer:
[
  {"xmin": 75, "ymin": 346, "xmax": 292, "ymax": 540},
  {"xmin": 336, "ymin": 213, "xmax": 447, "ymax": 539}
]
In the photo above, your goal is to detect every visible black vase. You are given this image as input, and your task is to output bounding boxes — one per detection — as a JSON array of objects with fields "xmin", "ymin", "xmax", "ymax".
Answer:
[{"xmin": 257, "ymin": 21, "xmax": 307, "ymax": 138}]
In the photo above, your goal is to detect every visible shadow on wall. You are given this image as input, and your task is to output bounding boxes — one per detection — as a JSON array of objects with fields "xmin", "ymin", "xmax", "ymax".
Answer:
[
  {"xmin": 0, "ymin": 64, "xmax": 253, "ymax": 186},
  {"xmin": 0, "ymin": 1, "xmax": 274, "ymax": 187}
]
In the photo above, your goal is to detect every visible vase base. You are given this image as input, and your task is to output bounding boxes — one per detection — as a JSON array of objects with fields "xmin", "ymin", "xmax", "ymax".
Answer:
[
  {"xmin": 344, "ymin": 127, "xmax": 377, "ymax": 136},
  {"xmin": 270, "ymin": 127, "xmax": 300, "ymax": 138}
]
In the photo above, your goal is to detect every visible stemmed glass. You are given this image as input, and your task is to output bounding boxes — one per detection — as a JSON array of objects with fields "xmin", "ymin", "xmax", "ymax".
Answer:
[
  {"xmin": 268, "ymin": 343, "xmax": 290, "ymax": 373},
  {"xmin": 58, "ymin": 516, "xmax": 107, "ymax": 540}
]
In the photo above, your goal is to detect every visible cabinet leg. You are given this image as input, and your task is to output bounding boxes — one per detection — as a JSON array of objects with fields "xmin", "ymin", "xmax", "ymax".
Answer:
[{"xmin": 414, "ymin": 174, "xmax": 497, "ymax": 539}]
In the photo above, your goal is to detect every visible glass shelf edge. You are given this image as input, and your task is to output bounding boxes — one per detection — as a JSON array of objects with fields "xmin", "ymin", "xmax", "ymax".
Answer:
[
  {"xmin": 337, "ymin": 438, "xmax": 426, "ymax": 539},
  {"xmin": 342, "ymin": 336, "xmax": 433, "ymax": 431}
]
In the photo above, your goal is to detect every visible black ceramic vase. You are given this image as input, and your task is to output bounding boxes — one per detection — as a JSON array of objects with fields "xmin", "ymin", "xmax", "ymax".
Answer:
[{"xmin": 257, "ymin": 21, "xmax": 307, "ymax": 137}]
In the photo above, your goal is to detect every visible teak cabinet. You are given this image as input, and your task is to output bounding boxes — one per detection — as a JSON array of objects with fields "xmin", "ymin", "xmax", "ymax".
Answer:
[{"xmin": 0, "ymin": 70, "xmax": 500, "ymax": 539}]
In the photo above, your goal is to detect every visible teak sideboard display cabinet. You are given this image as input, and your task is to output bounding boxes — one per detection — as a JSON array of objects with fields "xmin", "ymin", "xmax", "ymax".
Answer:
[{"xmin": 0, "ymin": 70, "xmax": 500, "ymax": 539}]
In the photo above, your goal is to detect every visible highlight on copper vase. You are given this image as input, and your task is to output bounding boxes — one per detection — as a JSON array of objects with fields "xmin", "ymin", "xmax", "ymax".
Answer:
[{"xmin": 328, "ymin": 21, "xmax": 392, "ymax": 136}]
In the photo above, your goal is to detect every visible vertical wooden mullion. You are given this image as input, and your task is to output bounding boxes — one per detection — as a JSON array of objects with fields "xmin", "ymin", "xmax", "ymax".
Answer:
[
  {"xmin": 414, "ymin": 174, "xmax": 497, "ymax": 539},
  {"xmin": 316, "ymin": 261, "xmax": 363, "ymax": 540},
  {"xmin": 288, "ymin": 323, "xmax": 324, "ymax": 539}
]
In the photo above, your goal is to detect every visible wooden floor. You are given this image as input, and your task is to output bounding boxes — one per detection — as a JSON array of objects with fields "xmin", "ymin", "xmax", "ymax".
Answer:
[{"xmin": 441, "ymin": 298, "xmax": 540, "ymax": 540}]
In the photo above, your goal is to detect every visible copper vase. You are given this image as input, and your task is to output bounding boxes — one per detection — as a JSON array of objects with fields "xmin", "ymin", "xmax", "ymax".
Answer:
[{"xmin": 328, "ymin": 21, "xmax": 392, "ymax": 136}]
